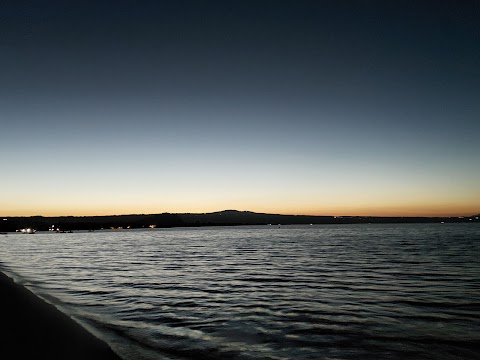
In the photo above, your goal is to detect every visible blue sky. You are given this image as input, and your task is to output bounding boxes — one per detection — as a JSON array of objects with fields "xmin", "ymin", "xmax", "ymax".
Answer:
[{"xmin": 1, "ymin": 1, "xmax": 479, "ymax": 216}]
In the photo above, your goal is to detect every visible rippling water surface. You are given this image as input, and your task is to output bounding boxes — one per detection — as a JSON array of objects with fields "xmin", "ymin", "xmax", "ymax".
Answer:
[{"xmin": 1, "ymin": 224, "xmax": 479, "ymax": 359}]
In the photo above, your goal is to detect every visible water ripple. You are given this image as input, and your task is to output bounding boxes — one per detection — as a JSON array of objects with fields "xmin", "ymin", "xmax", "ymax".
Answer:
[{"xmin": 1, "ymin": 223, "xmax": 479, "ymax": 359}]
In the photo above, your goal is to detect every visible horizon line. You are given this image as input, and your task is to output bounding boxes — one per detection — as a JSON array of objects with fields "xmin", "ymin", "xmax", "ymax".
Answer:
[{"xmin": 2, "ymin": 209, "xmax": 479, "ymax": 219}]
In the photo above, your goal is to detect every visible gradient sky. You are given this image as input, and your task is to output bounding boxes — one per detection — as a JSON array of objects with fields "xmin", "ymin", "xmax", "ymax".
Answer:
[{"xmin": 1, "ymin": 0, "xmax": 479, "ymax": 217}]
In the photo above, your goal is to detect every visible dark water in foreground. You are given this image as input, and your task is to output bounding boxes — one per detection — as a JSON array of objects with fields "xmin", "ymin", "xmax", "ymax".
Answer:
[{"xmin": 1, "ymin": 223, "xmax": 479, "ymax": 359}]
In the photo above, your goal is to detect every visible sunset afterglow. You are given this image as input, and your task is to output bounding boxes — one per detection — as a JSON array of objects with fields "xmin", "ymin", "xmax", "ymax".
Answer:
[{"xmin": 1, "ymin": 1, "xmax": 478, "ymax": 218}]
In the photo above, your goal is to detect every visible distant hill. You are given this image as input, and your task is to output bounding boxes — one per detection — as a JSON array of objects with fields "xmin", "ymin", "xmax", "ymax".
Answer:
[
  {"xmin": 178, "ymin": 210, "xmax": 334, "ymax": 226},
  {"xmin": 177, "ymin": 210, "xmax": 479, "ymax": 226},
  {"xmin": 0, "ymin": 210, "xmax": 478, "ymax": 232}
]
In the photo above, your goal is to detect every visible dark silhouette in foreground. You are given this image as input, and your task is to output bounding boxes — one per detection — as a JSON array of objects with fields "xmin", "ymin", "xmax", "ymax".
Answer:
[{"xmin": 0, "ymin": 272, "xmax": 122, "ymax": 360}]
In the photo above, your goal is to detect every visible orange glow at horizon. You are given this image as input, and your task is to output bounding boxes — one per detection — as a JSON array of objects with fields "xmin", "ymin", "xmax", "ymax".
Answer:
[
  {"xmin": 2, "ymin": 180, "xmax": 478, "ymax": 218},
  {"xmin": 1, "ymin": 202, "xmax": 478, "ymax": 218}
]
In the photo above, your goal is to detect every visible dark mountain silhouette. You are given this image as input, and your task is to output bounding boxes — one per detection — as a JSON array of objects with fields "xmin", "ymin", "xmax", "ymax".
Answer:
[{"xmin": 0, "ymin": 210, "xmax": 478, "ymax": 232}]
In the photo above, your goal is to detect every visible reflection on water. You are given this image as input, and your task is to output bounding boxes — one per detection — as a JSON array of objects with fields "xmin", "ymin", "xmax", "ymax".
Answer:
[{"xmin": 1, "ymin": 224, "xmax": 479, "ymax": 359}]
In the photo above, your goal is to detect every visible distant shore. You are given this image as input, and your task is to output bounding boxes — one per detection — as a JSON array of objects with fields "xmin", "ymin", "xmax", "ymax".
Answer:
[
  {"xmin": 1, "ymin": 210, "xmax": 478, "ymax": 233},
  {"xmin": 0, "ymin": 270, "xmax": 122, "ymax": 360}
]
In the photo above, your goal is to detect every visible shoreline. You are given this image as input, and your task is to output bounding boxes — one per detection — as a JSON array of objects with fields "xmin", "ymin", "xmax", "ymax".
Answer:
[
  {"xmin": 0, "ymin": 270, "xmax": 122, "ymax": 360},
  {"xmin": 1, "ymin": 210, "xmax": 478, "ymax": 233}
]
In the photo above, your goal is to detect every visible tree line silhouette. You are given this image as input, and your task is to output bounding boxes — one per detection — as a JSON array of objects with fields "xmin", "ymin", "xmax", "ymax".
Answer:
[{"xmin": 1, "ymin": 210, "xmax": 478, "ymax": 232}]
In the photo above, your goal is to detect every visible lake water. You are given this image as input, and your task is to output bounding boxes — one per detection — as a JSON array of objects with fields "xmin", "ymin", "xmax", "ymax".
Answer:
[{"xmin": 1, "ymin": 223, "xmax": 479, "ymax": 359}]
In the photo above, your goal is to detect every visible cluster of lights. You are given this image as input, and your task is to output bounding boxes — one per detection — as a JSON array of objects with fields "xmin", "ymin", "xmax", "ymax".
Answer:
[{"xmin": 17, "ymin": 228, "xmax": 36, "ymax": 234}]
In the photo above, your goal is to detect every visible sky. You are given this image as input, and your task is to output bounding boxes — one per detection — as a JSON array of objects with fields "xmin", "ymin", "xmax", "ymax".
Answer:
[{"xmin": 1, "ymin": 0, "xmax": 479, "ymax": 217}]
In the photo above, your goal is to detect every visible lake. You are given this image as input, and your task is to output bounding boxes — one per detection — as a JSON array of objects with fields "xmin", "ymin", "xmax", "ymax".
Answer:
[{"xmin": 1, "ymin": 223, "xmax": 479, "ymax": 359}]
